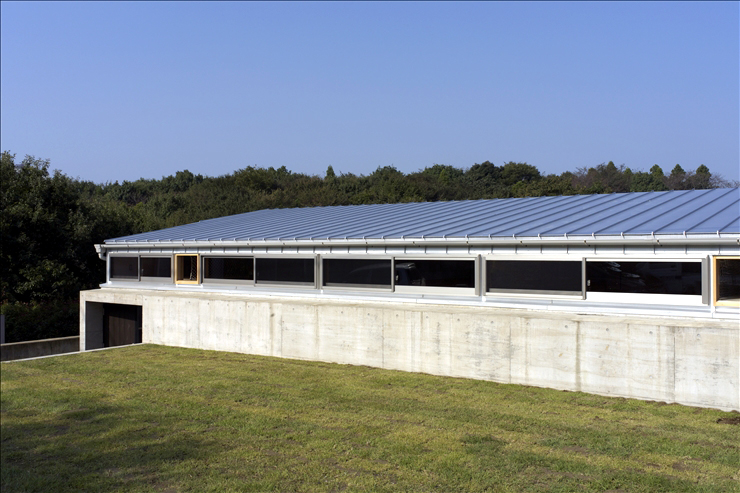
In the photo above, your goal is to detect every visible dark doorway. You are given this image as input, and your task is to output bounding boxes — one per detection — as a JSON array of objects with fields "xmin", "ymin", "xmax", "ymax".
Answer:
[{"xmin": 103, "ymin": 304, "xmax": 142, "ymax": 347}]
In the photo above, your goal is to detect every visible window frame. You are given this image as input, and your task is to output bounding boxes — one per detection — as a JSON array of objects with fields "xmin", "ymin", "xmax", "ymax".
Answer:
[
  {"xmin": 254, "ymin": 255, "xmax": 318, "ymax": 288},
  {"xmin": 713, "ymin": 255, "xmax": 740, "ymax": 307},
  {"xmin": 108, "ymin": 254, "xmax": 140, "ymax": 282},
  {"xmin": 139, "ymin": 255, "xmax": 174, "ymax": 283},
  {"xmin": 320, "ymin": 255, "xmax": 394, "ymax": 292},
  {"xmin": 201, "ymin": 255, "xmax": 256, "ymax": 286},
  {"xmin": 175, "ymin": 254, "xmax": 201, "ymax": 285},
  {"xmin": 483, "ymin": 257, "xmax": 586, "ymax": 299},
  {"xmin": 584, "ymin": 257, "xmax": 705, "ymax": 306},
  {"xmin": 391, "ymin": 255, "xmax": 478, "ymax": 296}
]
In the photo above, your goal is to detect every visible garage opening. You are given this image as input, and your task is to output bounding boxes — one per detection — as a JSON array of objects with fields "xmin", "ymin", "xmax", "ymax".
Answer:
[{"xmin": 103, "ymin": 303, "xmax": 142, "ymax": 347}]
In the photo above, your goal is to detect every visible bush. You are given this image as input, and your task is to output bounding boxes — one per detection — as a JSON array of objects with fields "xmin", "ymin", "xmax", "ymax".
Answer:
[{"xmin": 1, "ymin": 299, "xmax": 78, "ymax": 343}]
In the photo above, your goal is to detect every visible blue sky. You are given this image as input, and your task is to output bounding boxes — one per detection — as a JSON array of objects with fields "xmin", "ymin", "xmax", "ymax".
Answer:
[{"xmin": 2, "ymin": 1, "xmax": 738, "ymax": 184}]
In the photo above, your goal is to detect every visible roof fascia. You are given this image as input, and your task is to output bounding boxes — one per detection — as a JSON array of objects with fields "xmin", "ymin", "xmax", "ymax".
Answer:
[{"xmin": 97, "ymin": 233, "xmax": 740, "ymax": 256}]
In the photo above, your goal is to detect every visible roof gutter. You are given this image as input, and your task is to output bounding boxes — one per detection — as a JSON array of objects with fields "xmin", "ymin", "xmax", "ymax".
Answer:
[{"xmin": 97, "ymin": 233, "xmax": 740, "ymax": 257}]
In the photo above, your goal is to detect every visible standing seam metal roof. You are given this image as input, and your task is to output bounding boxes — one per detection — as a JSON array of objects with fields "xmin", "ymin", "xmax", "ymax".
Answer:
[{"xmin": 106, "ymin": 188, "xmax": 740, "ymax": 244}]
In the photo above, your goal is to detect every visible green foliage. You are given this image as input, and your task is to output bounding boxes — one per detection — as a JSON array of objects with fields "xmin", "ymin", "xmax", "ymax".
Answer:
[
  {"xmin": 1, "ymin": 152, "xmax": 135, "ymax": 304},
  {"xmin": 630, "ymin": 171, "xmax": 668, "ymax": 192},
  {"xmin": 0, "ymin": 300, "xmax": 79, "ymax": 343},
  {"xmin": 500, "ymin": 161, "xmax": 541, "ymax": 187},
  {"xmin": 671, "ymin": 164, "xmax": 686, "ymax": 177},
  {"xmin": 2, "ymin": 149, "xmax": 735, "ymax": 340},
  {"xmin": 325, "ymin": 165, "xmax": 336, "ymax": 180},
  {"xmin": 650, "ymin": 164, "xmax": 665, "ymax": 177}
]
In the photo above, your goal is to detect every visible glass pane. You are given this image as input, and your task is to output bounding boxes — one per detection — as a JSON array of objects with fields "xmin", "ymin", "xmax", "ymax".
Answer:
[
  {"xmin": 176, "ymin": 255, "xmax": 199, "ymax": 282},
  {"xmin": 717, "ymin": 258, "xmax": 740, "ymax": 300},
  {"xmin": 395, "ymin": 259, "xmax": 475, "ymax": 288},
  {"xmin": 487, "ymin": 260, "xmax": 582, "ymax": 293},
  {"xmin": 323, "ymin": 259, "xmax": 391, "ymax": 287},
  {"xmin": 587, "ymin": 261, "xmax": 701, "ymax": 295},
  {"xmin": 140, "ymin": 257, "xmax": 171, "ymax": 278},
  {"xmin": 110, "ymin": 256, "xmax": 138, "ymax": 280},
  {"xmin": 256, "ymin": 258, "xmax": 314, "ymax": 284},
  {"xmin": 204, "ymin": 257, "xmax": 254, "ymax": 281}
]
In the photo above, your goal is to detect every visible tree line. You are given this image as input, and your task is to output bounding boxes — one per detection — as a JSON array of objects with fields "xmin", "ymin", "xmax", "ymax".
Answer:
[{"xmin": 1, "ymin": 150, "xmax": 735, "ymax": 341}]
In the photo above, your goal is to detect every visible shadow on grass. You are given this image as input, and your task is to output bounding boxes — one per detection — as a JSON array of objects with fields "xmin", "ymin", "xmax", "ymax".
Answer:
[{"xmin": 1, "ymin": 403, "xmax": 218, "ymax": 493}]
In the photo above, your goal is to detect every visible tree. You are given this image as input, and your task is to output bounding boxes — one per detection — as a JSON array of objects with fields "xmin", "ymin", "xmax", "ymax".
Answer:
[
  {"xmin": 2, "ymin": 153, "xmax": 85, "ymax": 302},
  {"xmin": 630, "ymin": 171, "xmax": 667, "ymax": 192},
  {"xmin": 465, "ymin": 161, "xmax": 504, "ymax": 197},
  {"xmin": 650, "ymin": 164, "xmax": 665, "ymax": 178},
  {"xmin": 667, "ymin": 164, "xmax": 687, "ymax": 189},
  {"xmin": 500, "ymin": 162, "xmax": 541, "ymax": 187},
  {"xmin": 670, "ymin": 164, "xmax": 685, "ymax": 177}
]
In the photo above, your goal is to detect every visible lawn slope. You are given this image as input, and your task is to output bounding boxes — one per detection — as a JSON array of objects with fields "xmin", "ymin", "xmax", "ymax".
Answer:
[{"xmin": 2, "ymin": 345, "xmax": 739, "ymax": 492}]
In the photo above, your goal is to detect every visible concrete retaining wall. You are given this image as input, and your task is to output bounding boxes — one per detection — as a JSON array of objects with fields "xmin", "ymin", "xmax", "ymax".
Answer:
[
  {"xmin": 0, "ymin": 336, "xmax": 80, "ymax": 362},
  {"xmin": 80, "ymin": 288, "xmax": 740, "ymax": 411}
]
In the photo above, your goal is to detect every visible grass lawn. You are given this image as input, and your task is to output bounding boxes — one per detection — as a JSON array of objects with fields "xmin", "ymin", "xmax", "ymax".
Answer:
[{"xmin": 1, "ymin": 344, "xmax": 739, "ymax": 492}]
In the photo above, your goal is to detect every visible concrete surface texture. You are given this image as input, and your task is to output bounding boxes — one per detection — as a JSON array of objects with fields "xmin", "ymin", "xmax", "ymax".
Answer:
[
  {"xmin": 0, "ymin": 336, "xmax": 80, "ymax": 362},
  {"xmin": 80, "ymin": 288, "xmax": 740, "ymax": 411}
]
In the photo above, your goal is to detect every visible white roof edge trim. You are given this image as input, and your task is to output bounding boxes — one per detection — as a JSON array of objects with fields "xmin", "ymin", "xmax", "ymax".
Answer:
[{"xmin": 98, "ymin": 234, "xmax": 740, "ymax": 251}]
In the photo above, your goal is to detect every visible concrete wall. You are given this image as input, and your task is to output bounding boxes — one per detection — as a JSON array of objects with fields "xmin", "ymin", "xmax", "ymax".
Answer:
[
  {"xmin": 80, "ymin": 288, "xmax": 740, "ymax": 411},
  {"xmin": 1, "ymin": 336, "xmax": 80, "ymax": 362}
]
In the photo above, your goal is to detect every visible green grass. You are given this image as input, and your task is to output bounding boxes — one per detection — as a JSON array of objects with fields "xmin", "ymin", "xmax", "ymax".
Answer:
[{"xmin": 2, "ymin": 345, "xmax": 739, "ymax": 492}]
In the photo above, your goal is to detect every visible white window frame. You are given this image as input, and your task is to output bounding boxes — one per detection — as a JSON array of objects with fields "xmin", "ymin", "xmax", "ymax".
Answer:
[
  {"xmin": 108, "ymin": 254, "xmax": 140, "ymax": 282},
  {"xmin": 320, "ymin": 255, "xmax": 393, "ymax": 292},
  {"xmin": 200, "ymin": 255, "xmax": 255, "ymax": 286},
  {"xmin": 253, "ymin": 254, "xmax": 318, "ymax": 288},
  {"xmin": 139, "ymin": 254, "xmax": 174, "ymax": 283},
  {"xmin": 483, "ymin": 255, "xmax": 586, "ymax": 299},
  {"xmin": 391, "ymin": 255, "xmax": 478, "ymax": 297},
  {"xmin": 584, "ymin": 257, "xmax": 705, "ymax": 306}
]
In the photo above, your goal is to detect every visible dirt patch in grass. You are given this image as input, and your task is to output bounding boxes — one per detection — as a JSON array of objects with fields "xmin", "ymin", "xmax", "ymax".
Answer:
[
  {"xmin": 562, "ymin": 445, "xmax": 592, "ymax": 456},
  {"xmin": 671, "ymin": 461, "xmax": 699, "ymax": 472}
]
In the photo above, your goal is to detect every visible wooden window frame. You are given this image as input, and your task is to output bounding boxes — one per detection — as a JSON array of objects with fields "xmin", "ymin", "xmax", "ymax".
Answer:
[
  {"xmin": 175, "ymin": 254, "xmax": 201, "ymax": 285},
  {"xmin": 713, "ymin": 255, "xmax": 740, "ymax": 307}
]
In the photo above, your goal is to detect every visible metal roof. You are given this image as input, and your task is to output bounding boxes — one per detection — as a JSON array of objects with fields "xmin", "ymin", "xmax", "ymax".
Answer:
[{"xmin": 105, "ymin": 188, "xmax": 740, "ymax": 245}]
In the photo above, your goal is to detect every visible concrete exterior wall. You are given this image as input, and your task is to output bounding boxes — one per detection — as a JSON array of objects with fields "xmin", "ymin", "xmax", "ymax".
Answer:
[
  {"xmin": 80, "ymin": 288, "xmax": 740, "ymax": 411},
  {"xmin": 1, "ymin": 336, "xmax": 80, "ymax": 362}
]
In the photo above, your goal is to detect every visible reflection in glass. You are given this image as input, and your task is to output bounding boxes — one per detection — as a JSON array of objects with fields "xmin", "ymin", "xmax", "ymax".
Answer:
[
  {"xmin": 324, "ymin": 259, "xmax": 391, "ymax": 287},
  {"xmin": 587, "ymin": 261, "xmax": 701, "ymax": 295},
  {"xmin": 395, "ymin": 260, "xmax": 475, "ymax": 288}
]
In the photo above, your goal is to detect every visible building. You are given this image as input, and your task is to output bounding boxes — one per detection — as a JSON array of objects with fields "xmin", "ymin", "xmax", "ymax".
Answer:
[{"xmin": 80, "ymin": 188, "xmax": 740, "ymax": 410}]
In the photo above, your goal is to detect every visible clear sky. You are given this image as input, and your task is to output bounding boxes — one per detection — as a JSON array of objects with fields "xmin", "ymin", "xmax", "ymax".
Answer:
[{"xmin": 2, "ymin": 1, "xmax": 738, "ymax": 184}]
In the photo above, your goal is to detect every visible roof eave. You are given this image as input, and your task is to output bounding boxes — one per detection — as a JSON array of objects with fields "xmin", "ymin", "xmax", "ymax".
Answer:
[{"xmin": 97, "ymin": 233, "xmax": 740, "ymax": 256}]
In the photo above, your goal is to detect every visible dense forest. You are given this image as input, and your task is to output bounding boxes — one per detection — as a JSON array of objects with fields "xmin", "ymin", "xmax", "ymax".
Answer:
[{"xmin": 1, "ymin": 150, "xmax": 735, "ymax": 342}]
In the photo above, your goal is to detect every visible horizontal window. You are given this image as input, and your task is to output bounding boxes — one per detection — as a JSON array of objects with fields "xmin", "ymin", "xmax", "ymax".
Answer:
[
  {"xmin": 256, "ymin": 258, "xmax": 315, "ymax": 285},
  {"xmin": 140, "ymin": 257, "xmax": 172, "ymax": 279},
  {"xmin": 323, "ymin": 258, "xmax": 391, "ymax": 288},
  {"xmin": 395, "ymin": 259, "xmax": 475, "ymax": 288},
  {"xmin": 587, "ymin": 261, "xmax": 701, "ymax": 295},
  {"xmin": 487, "ymin": 260, "xmax": 582, "ymax": 294},
  {"xmin": 715, "ymin": 257, "xmax": 740, "ymax": 305},
  {"xmin": 110, "ymin": 256, "xmax": 138, "ymax": 280},
  {"xmin": 204, "ymin": 257, "xmax": 254, "ymax": 281}
]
